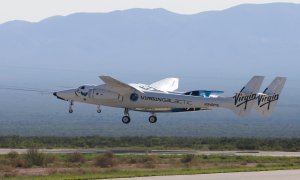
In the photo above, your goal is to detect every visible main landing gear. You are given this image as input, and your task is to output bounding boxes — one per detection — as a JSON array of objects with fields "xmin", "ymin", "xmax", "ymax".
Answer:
[
  {"xmin": 122, "ymin": 108, "xmax": 131, "ymax": 124},
  {"xmin": 121, "ymin": 109, "xmax": 158, "ymax": 124},
  {"xmin": 68, "ymin": 100, "xmax": 74, "ymax": 113},
  {"xmin": 148, "ymin": 113, "xmax": 157, "ymax": 123}
]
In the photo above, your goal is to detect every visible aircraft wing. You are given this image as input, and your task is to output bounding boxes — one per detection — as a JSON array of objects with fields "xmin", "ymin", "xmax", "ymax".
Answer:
[
  {"xmin": 150, "ymin": 78, "xmax": 179, "ymax": 92},
  {"xmin": 99, "ymin": 76, "xmax": 143, "ymax": 95}
]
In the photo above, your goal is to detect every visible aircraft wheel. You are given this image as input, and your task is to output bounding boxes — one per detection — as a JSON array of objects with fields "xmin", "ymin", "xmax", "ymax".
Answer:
[
  {"xmin": 122, "ymin": 116, "xmax": 131, "ymax": 124},
  {"xmin": 149, "ymin": 115, "xmax": 157, "ymax": 123},
  {"xmin": 69, "ymin": 100, "xmax": 74, "ymax": 113},
  {"xmin": 97, "ymin": 105, "xmax": 101, "ymax": 113}
]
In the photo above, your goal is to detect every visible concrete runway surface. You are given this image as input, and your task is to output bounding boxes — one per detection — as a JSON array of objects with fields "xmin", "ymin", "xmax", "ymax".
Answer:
[
  {"xmin": 1, "ymin": 149, "xmax": 300, "ymax": 157},
  {"xmin": 108, "ymin": 170, "xmax": 300, "ymax": 180}
]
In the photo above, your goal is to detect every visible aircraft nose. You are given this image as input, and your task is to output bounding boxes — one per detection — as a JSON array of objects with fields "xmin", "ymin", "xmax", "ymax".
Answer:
[{"xmin": 53, "ymin": 91, "xmax": 66, "ymax": 101}]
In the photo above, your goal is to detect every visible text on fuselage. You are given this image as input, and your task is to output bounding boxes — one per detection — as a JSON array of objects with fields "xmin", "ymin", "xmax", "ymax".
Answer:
[{"xmin": 141, "ymin": 96, "xmax": 192, "ymax": 105}]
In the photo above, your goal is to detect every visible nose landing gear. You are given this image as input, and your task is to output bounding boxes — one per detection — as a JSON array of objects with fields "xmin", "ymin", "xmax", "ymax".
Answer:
[
  {"xmin": 68, "ymin": 100, "xmax": 74, "ymax": 113},
  {"xmin": 122, "ymin": 108, "xmax": 131, "ymax": 124},
  {"xmin": 97, "ymin": 105, "xmax": 101, "ymax": 113}
]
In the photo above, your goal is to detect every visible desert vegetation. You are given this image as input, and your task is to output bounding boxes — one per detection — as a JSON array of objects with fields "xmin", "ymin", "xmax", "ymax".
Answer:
[
  {"xmin": 1, "ymin": 136, "xmax": 300, "ymax": 179},
  {"xmin": 1, "ymin": 149, "xmax": 300, "ymax": 179},
  {"xmin": 1, "ymin": 136, "xmax": 300, "ymax": 151}
]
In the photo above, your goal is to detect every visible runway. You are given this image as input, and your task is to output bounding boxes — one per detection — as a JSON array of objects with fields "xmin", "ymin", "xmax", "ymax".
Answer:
[
  {"xmin": 1, "ymin": 149, "xmax": 300, "ymax": 157},
  {"xmin": 108, "ymin": 170, "xmax": 300, "ymax": 180}
]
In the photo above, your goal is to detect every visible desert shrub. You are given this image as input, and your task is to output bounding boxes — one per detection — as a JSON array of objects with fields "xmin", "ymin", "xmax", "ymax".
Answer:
[
  {"xmin": 0, "ymin": 164, "xmax": 16, "ymax": 178},
  {"xmin": 94, "ymin": 151, "xmax": 114, "ymax": 168},
  {"xmin": 128, "ymin": 155, "xmax": 155, "ymax": 164},
  {"xmin": 3, "ymin": 156, "xmax": 26, "ymax": 168},
  {"xmin": 128, "ymin": 155, "xmax": 156, "ymax": 168},
  {"xmin": 0, "ymin": 164, "xmax": 13, "ymax": 171},
  {"xmin": 66, "ymin": 152, "xmax": 85, "ymax": 163},
  {"xmin": 143, "ymin": 161, "xmax": 155, "ymax": 168},
  {"xmin": 128, "ymin": 156, "xmax": 137, "ymax": 164},
  {"xmin": 45, "ymin": 154, "xmax": 57, "ymax": 164},
  {"xmin": 6, "ymin": 151, "xmax": 23, "ymax": 167},
  {"xmin": 256, "ymin": 163, "xmax": 265, "ymax": 168},
  {"xmin": 24, "ymin": 148, "xmax": 46, "ymax": 167},
  {"xmin": 240, "ymin": 162, "xmax": 247, "ymax": 165},
  {"xmin": 140, "ymin": 155, "xmax": 155, "ymax": 163},
  {"xmin": 7, "ymin": 151, "xmax": 18, "ymax": 160},
  {"xmin": 181, "ymin": 154, "xmax": 195, "ymax": 164},
  {"xmin": 14, "ymin": 158, "xmax": 27, "ymax": 168},
  {"xmin": 202, "ymin": 155, "xmax": 208, "ymax": 159}
]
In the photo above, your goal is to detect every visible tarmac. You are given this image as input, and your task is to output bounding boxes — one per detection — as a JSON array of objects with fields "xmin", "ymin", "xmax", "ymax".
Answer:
[
  {"xmin": 108, "ymin": 169, "xmax": 300, "ymax": 180},
  {"xmin": 1, "ymin": 149, "xmax": 300, "ymax": 157}
]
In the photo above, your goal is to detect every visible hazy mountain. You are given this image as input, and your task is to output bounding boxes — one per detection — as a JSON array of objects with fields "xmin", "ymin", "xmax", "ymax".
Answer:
[{"xmin": 0, "ymin": 3, "xmax": 299, "ymax": 137}]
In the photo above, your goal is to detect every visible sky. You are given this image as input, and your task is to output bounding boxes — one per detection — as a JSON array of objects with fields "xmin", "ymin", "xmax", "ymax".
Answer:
[{"xmin": 0, "ymin": 0, "xmax": 300, "ymax": 24}]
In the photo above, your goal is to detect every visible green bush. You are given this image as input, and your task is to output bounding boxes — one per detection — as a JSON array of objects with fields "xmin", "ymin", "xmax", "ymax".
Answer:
[
  {"xmin": 6, "ymin": 151, "xmax": 18, "ymax": 160},
  {"xmin": 143, "ymin": 161, "xmax": 155, "ymax": 168},
  {"xmin": 66, "ymin": 152, "xmax": 85, "ymax": 163},
  {"xmin": 24, "ymin": 149, "xmax": 46, "ymax": 167},
  {"xmin": 256, "ymin": 163, "xmax": 265, "ymax": 168},
  {"xmin": 181, "ymin": 154, "xmax": 195, "ymax": 163},
  {"xmin": 94, "ymin": 151, "xmax": 114, "ymax": 168},
  {"xmin": 4, "ymin": 153, "xmax": 26, "ymax": 168},
  {"xmin": 45, "ymin": 154, "xmax": 57, "ymax": 164},
  {"xmin": 128, "ymin": 155, "xmax": 155, "ymax": 164}
]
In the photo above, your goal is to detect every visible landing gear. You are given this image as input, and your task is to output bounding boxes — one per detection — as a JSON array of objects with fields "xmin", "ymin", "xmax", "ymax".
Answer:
[
  {"xmin": 122, "ymin": 108, "xmax": 131, "ymax": 124},
  {"xmin": 148, "ymin": 113, "xmax": 157, "ymax": 123},
  {"xmin": 68, "ymin": 100, "xmax": 74, "ymax": 113},
  {"xmin": 96, "ymin": 105, "xmax": 101, "ymax": 113},
  {"xmin": 122, "ymin": 116, "xmax": 131, "ymax": 124}
]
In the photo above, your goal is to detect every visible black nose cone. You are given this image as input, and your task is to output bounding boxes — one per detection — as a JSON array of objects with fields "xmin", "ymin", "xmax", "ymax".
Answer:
[{"xmin": 53, "ymin": 92, "xmax": 66, "ymax": 101}]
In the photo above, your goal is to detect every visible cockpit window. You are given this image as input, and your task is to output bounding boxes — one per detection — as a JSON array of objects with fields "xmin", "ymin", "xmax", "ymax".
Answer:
[{"xmin": 80, "ymin": 86, "xmax": 85, "ymax": 90}]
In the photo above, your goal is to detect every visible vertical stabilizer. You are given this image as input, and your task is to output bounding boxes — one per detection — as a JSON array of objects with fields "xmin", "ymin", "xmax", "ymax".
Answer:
[
  {"xmin": 232, "ymin": 76, "xmax": 265, "ymax": 116},
  {"xmin": 256, "ymin": 77, "xmax": 287, "ymax": 117}
]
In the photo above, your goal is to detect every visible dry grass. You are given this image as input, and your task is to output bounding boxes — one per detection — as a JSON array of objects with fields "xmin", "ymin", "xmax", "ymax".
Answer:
[
  {"xmin": 1, "ymin": 153, "xmax": 300, "ymax": 179},
  {"xmin": 94, "ymin": 151, "xmax": 114, "ymax": 168}
]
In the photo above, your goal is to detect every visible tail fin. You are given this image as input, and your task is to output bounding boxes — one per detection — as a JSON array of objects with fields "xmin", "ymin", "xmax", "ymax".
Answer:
[
  {"xmin": 150, "ymin": 78, "xmax": 179, "ymax": 92},
  {"xmin": 232, "ymin": 76, "xmax": 264, "ymax": 116},
  {"xmin": 256, "ymin": 77, "xmax": 287, "ymax": 117}
]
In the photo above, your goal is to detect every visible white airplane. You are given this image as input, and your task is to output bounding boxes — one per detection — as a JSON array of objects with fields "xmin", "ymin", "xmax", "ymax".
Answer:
[{"xmin": 53, "ymin": 76, "xmax": 286, "ymax": 124}]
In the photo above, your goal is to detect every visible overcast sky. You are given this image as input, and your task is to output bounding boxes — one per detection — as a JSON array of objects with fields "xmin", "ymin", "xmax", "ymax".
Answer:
[{"xmin": 0, "ymin": 0, "xmax": 300, "ymax": 23}]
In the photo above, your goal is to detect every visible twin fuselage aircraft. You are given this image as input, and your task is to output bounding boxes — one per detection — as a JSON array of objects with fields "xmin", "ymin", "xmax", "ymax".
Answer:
[{"xmin": 53, "ymin": 76, "xmax": 286, "ymax": 124}]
